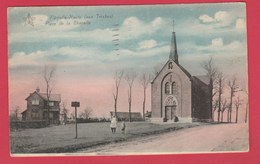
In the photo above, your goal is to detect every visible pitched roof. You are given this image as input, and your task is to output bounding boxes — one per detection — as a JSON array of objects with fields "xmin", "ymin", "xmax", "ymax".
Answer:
[
  {"xmin": 39, "ymin": 93, "xmax": 61, "ymax": 102},
  {"xmin": 193, "ymin": 75, "xmax": 210, "ymax": 85},
  {"xmin": 151, "ymin": 59, "xmax": 191, "ymax": 83},
  {"xmin": 25, "ymin": 91, "xmax": 61, "ymax": 102}
]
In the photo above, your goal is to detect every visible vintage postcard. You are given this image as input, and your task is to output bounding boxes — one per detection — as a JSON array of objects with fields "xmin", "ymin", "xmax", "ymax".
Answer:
[{"xmin": 8, "ymin": 3, "xmax": 248, "ymax": 156}]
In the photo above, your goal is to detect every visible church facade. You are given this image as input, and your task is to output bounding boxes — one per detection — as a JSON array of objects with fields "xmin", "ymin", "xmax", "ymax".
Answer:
[{"xmin": 151, "ymin": 30, "xmax": 212, "ymax": 123}]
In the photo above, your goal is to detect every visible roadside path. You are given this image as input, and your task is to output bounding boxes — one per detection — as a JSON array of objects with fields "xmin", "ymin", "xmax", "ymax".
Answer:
[{"xmin": 77, "ymin": 123, "xmax": 248, "ymax": 155}]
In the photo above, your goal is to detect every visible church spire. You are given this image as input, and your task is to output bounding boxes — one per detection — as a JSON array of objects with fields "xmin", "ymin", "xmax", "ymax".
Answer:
[{"xmin": 169, "ymin": 20, "xmax": 179, "ymax": 64}]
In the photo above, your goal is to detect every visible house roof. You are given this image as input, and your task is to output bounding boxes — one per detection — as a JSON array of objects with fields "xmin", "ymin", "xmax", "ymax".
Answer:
[
  {"xmin": 39, "ymin": 93, "xmax": 61, "ymax": 102},
  {"xmin": 21, "ymin": 110, "xmax": 27, "ymax": 114},
  {"xmin": 25, "ymin": 91, "xmax": 61, "ymax": 102},
  {"xmin": 193, "ymin": 75, "xmax": 210, "ymax": 85}
]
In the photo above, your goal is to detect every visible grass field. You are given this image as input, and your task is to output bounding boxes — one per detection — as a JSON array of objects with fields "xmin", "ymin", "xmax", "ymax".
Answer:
[{"xmin": 10, "ymin": 122, "xmax": 203, "ymax": 154}]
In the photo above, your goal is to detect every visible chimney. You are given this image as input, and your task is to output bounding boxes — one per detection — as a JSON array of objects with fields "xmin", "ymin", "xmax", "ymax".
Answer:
[{"xmin": 36, "ymin": 86, "xmax": 40, "ymax": 93}]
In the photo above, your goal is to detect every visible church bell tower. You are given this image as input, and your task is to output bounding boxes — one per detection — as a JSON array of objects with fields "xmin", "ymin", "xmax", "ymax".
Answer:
[{"xmin": 169, "ymin": 20, "xmax": 179, "ymax": 64}]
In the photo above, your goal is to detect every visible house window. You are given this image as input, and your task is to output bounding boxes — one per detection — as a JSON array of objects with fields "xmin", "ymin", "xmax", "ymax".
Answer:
[
  {"xmin": 165, "ymin": 82, "xmax": 171, "ymax": 94},
  {"xmin": 32, "ymin": 99, "xmax": 40, "ymax": 105},
  {"xmin": 172, "ymin": 82, "xmax": 177, "ymax": 95},
  {"xmin": 49, "ymin": 102, "xmax": 54, "ymax": 106}
]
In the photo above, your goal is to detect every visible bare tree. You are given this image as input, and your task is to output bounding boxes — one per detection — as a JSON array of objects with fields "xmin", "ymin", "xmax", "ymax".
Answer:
[
  {"xmin": 61, "ymin": 100, "xmax": 69, "ymax": 124},
  {"xmin": 241, "ymin": 79, "xmax": 248, "ymax": 123},
  {"xmin": 125, "ymin": 71, "xmax": 138, "ymax": 122},
  {"xmin": 227, "ymin": 76, "xmax": 240, "ymax": 123},
  {"xmin": 80, "ymin": 107, "xmax": 93, "ymax": 119},
  {"xmin": 152, "ymin": 62, "xmax": 164, "ymax": 78},
  {"xmin": 70, "ymin": 112, "xmax": 75, "ymax": 121},
  {"xmin": 234, "ymin": 97, "xmax": 241, "ymax": 123},
  {"xmin": 42, "ymin": 64, "xmax": 57, "ymax": 125},
  {"xmin": 216, "ymin": 72, "xmax": 225, "ymax": 122},
  {"xmin": 139, "ymin": 72, "xmax": 152, "ymax": 120},
  {"xmin": 201, "ymin": 57, "xmax": 218, "ymax": 121},
  {"xmin": 10, "ymin": 106, "xmax": 20, "ymax": 121},
  {"xmin": 212, "ymin": 99, "xmax": 219, "ymax": 121},
  {"xmin": 220, "ymin": 99, "xmax": 229, "ymax": 122},
  {"xmin": 112, "ymin": 70, "xmax": 124, "ymax": 117}
]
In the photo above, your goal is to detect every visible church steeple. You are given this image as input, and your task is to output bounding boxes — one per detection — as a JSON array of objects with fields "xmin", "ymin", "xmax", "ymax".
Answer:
[{"xmin": 169, "ymin": 20, "xmax": 179, "ymax": 64}]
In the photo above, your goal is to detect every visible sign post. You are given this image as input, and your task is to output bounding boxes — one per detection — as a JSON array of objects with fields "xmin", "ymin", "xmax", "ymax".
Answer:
[{"xmin": 71, "ymin": 101, "xmax": 80, "ymax": 139}]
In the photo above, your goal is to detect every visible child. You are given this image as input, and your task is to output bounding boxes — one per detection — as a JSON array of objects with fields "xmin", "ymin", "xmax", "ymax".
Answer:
[
  {"xmin": 121, "ymin": 121, "xmax": 126, "ymax": 134},
  {"xmin": 110, "ymin": 115, "xmax": 117, "ymax": 133}
]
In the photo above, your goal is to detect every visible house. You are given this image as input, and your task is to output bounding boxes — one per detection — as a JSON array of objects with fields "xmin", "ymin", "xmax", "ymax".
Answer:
[
  {"xmin": 151, "ymin": 28, "xmax": 212, "ymax": 123},
  {"xmin": 21, "ymin": 87, "xmax": 61, "ymax": 124},
  {"xmin": 110, "ymin": 112, "xmax": 143, "ymax": 121}
]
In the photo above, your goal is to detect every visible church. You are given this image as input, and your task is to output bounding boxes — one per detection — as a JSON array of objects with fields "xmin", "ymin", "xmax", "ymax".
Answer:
[{"xmin": 151, "ymin": 29, "xmax": 212, "ymax": 123}]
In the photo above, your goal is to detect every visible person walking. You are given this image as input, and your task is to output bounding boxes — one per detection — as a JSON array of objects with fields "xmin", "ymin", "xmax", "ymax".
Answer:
[{"xmin": 110, "ymin": 115, "xmax": 117, "ymax": 133}]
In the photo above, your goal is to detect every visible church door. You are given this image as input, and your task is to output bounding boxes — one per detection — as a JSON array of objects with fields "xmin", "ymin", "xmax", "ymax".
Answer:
[{"xmin": 165, "ymin": 105, "xmax": 176, "ymax": 121}]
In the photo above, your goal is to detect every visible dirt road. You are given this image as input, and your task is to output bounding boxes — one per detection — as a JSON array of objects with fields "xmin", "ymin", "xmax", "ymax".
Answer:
[{"xmin": 77, "ymin": 123, "xmax": 248, "ymax": 155}]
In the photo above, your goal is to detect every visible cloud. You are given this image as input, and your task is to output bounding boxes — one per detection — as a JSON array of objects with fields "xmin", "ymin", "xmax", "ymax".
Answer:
[
  {"xmin": 120, "ymin": 17, "xmax": 167, "ymax": 40},
  {"xmin": 235, "ymin": 18, "xmax": 246, "ymax": 30},
  {"xmin": 8, "ymin": 46, "xmax": 104, "ymax": 68},
  {"xmin": 211, "ymin": 38, "xmax": 223, "ymax": 47},
  {"xmin": 199, "ymin": 11, "xmax": 232, "ymax": 27},
  {"xmin": 199, "ymin": 15, "xmax": 215, "ymax": 23},
  {"xmin": 138, "ymin": 40, "xmax": 157, "ymax": 49}
]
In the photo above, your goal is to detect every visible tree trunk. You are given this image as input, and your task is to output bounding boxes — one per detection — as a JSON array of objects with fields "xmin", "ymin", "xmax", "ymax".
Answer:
[
  {"xmin": 221, "ymin": 111, "xmax": 224, "ymax": 122},
  {"xmin": 245, "ymin": 103, "xmax": 248, "ymax": 123},
  {"xmin": 218, "ymin": 92, "xmax": 221, "ymax": 122},
  {"xmin": 235, "ymin": 107, "xmax": 239, "ymax": 123},
  {"xmin": 229, "ymin": 94, "xmax": 233, "ymax": 123},
  {"xmin": 128, "ymin": 87, "xmax": 132, "ymax": 122},
  {"xmin": 114, "ymin": 97, "xmax": 117, "ymax": 117},
  {"xmin": 143, "ymin": 88, "xmax": 146, "ymax": 121}
]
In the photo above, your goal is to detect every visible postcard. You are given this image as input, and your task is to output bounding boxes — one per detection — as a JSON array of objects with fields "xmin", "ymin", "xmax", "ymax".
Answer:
[{"xmin": 8, "ymin": 3, "xmax": 248, "ymax": 156}]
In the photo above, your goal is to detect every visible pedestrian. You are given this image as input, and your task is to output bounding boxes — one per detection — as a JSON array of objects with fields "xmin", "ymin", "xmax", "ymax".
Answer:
[
  {"xmin": 110, "ymin": 115, "xmax": 117, "ymax": 133},
  {"xmin": 121, "ymin": 121, "xmax": 126, "ymax": 134}
]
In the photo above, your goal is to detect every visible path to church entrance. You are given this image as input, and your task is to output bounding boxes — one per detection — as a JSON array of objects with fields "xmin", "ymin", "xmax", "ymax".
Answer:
[{"xmin": 77, "ymin": 123, "xmax": 248, "ymax": 154}]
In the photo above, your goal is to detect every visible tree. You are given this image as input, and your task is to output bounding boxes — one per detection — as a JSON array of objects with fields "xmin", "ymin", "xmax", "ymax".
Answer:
[
  {"xmin": 201, "ymin": 57, "xmax": 218, "ymax": 121},
  {"xmin": 61, "ymin": 100, "xmax": 69, "ymax": 124},
  {"xmin": 220, "ymin": 99, "xmax": 228, "ymax": 122},
  {"xmin": 152, "ymin": 62, "xmax": 164, "ymax": 79},
  {"xmin": 241, "ymin": 79, "xmax": 248, "ymax": 123},
  {"xmin": 212, "ymin": 99, "xmax": 219, "ymax": 121},
  {"xmin": 10, "ymin": 106, "xmax": 20, "ymax": 121},
  {"xmin": 80, "ymin": 107, "xmax": 93, "ymax": 119},
  {"xmin": 234, "ymin": 97, "xmax": 241, "ymax": 123},
  {"xmin": 112, "ymin": 70, "xmax": 124, "ymax": 117},
  {"xmin": 125, "ymin": 71, "xmax": 138, "ymax": 122},
  {"xmin": 216, "ymin": 72, "xmax": 225, "ymax": 122},
  {"xmin": 42, "ymin": 64, "xmax": 57, "ymax": 125},
  {"xmin": 227, "ymin": 76, "xmax": 240, "ymax": 123},
  {"xmin": 139, "ymin": 72, "xmax": 152, "ymax": 120}
]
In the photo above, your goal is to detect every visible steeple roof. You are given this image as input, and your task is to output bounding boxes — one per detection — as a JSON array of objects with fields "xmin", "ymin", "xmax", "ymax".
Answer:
[{"xmin": 169, "ymin": 32, "xmax": 179, "ymax": 64}]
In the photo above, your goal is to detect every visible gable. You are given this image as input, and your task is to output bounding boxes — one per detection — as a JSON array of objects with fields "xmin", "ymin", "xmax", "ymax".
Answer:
[
  {"xmin": 25, "ymin": 92, "xmax": 44, "ymax": 101},
  {"xmin": 152, "ymin": 59, "xmax": 191, "ymax": 84}
]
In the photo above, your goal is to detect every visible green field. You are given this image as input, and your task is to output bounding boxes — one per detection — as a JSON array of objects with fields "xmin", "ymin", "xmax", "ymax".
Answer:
[{"xmin": 10, "ymin": 122, "xmax": 203, "ymax": 154}]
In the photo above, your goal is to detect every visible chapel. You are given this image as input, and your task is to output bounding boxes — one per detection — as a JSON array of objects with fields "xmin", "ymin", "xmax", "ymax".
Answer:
[{"xmin": 151, "ymin": 28, "xmax": 212, "ymax": 123}]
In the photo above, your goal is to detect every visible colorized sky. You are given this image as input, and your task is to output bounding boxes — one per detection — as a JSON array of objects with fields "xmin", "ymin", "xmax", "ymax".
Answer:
[{"xmin": 8, "ymin": 3, "xmax": 248, "ymax": 119}]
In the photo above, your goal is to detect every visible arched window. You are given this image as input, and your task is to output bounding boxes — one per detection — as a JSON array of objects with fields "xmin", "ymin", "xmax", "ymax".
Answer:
[
  {"xmin": 172, "ymin": 82, "xmax": 177, "ymax": 95},
  {"xmin": 168, "ymin": 62, "xmax": 173, "ymax": 69},
  {"xmin": 165, "ymin": 82, "xmax": 171, "ymax": 94}
]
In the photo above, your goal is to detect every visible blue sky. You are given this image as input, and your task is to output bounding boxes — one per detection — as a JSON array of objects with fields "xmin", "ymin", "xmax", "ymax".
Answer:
[{"xmin": 8, "ymin": 3, "xmax": 248, "ymax": 117}]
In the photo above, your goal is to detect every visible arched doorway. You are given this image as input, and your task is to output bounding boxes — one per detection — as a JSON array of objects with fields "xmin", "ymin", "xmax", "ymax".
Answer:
[{"xmin": 164, "ymin": 96, "xmax": 177, "ymax": 121}]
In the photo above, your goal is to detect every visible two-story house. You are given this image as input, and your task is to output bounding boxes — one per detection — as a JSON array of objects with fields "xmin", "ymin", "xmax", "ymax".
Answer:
[{"xmin": 21, "ymin": 87, "xmax": 61, "ymax": 124}]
